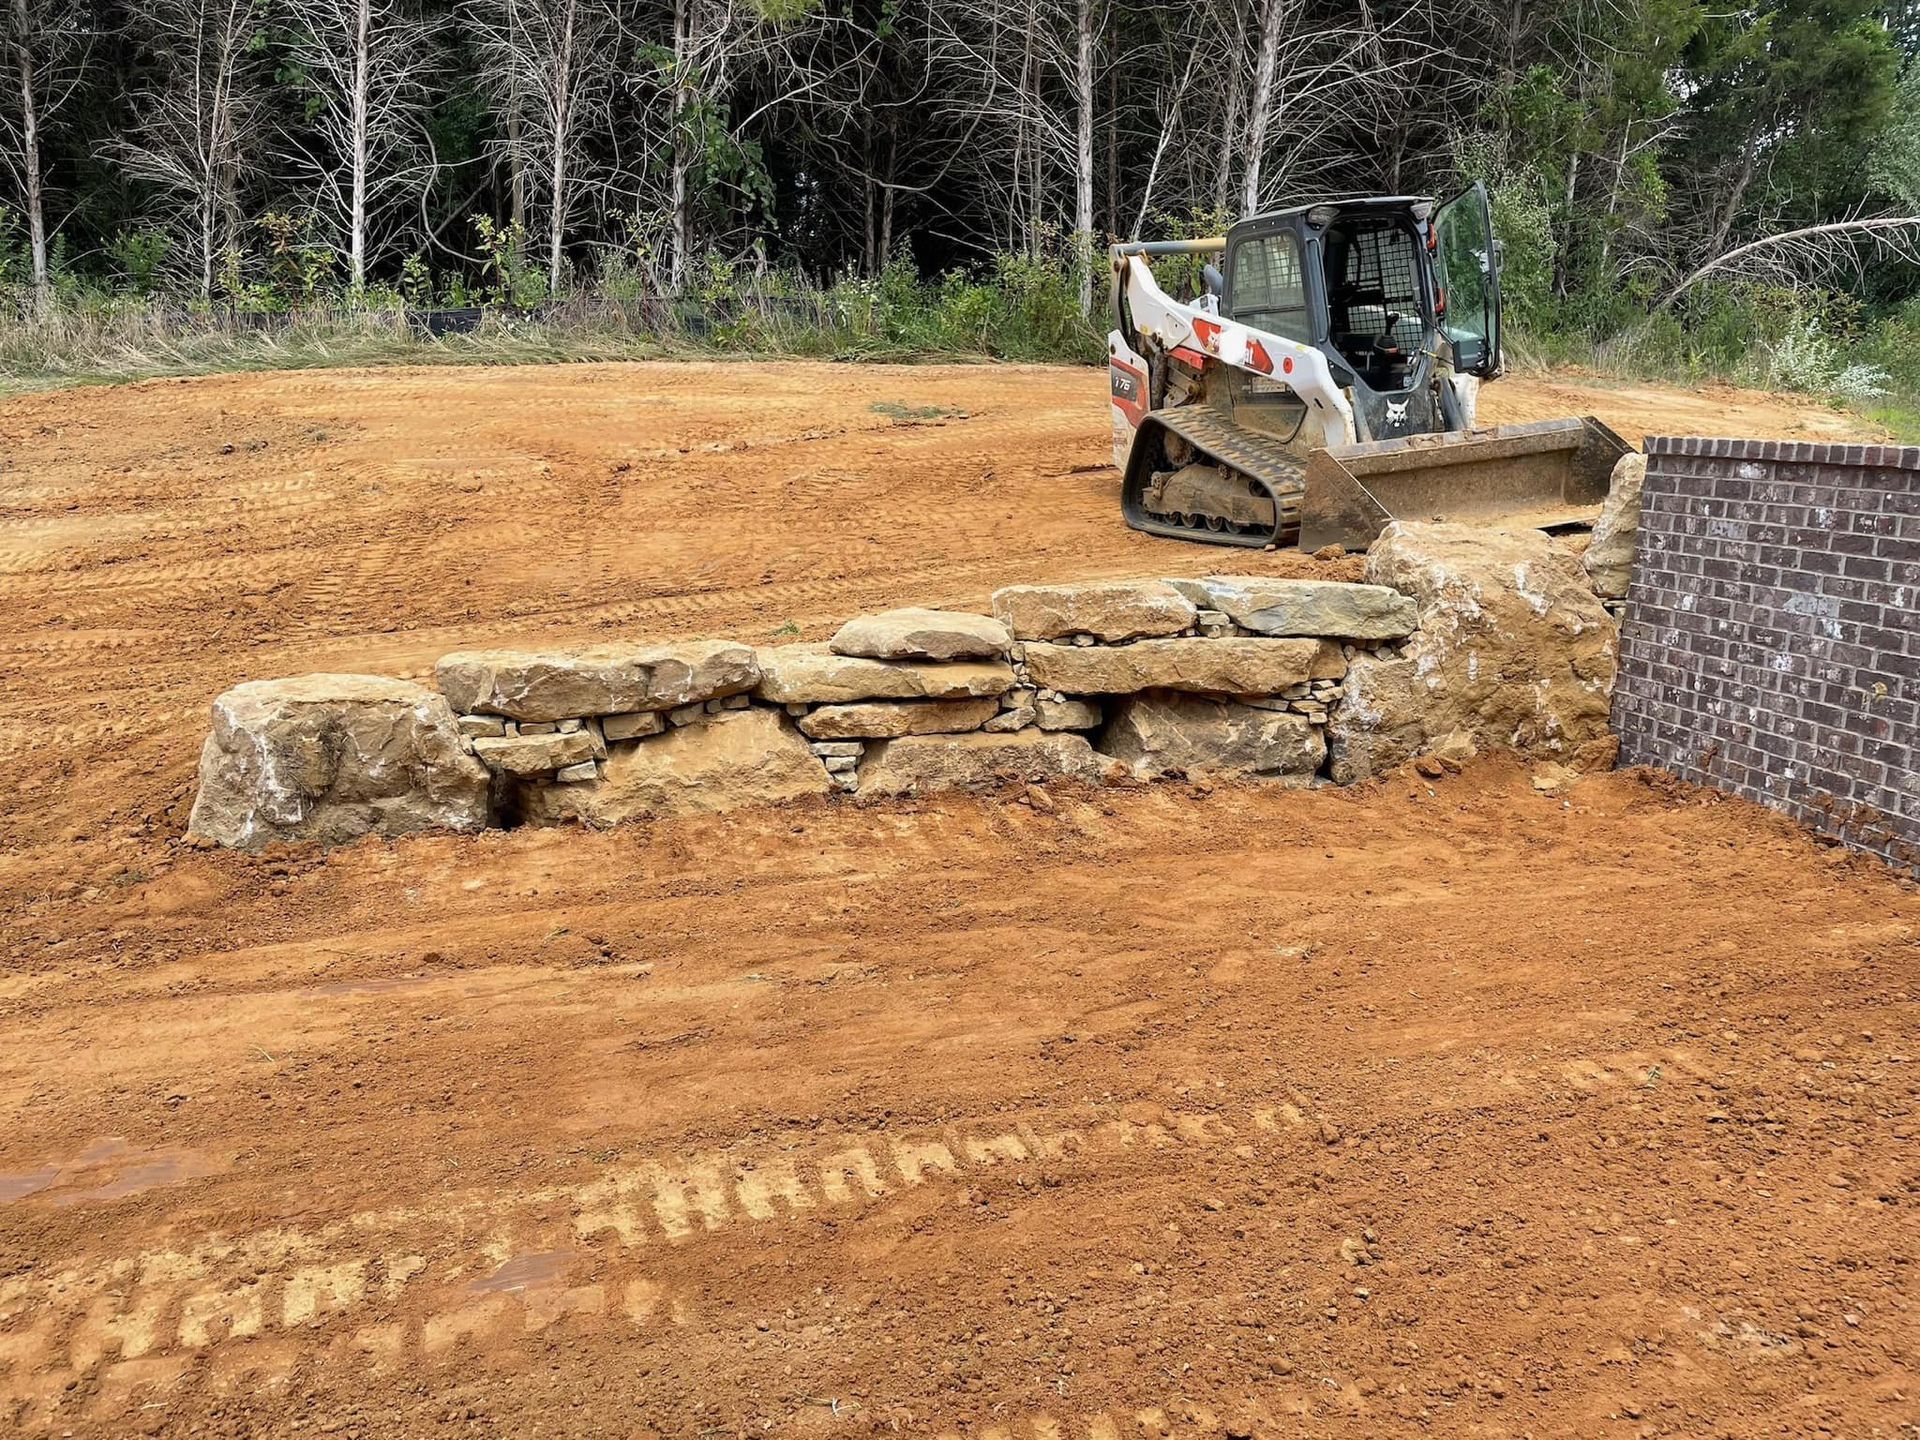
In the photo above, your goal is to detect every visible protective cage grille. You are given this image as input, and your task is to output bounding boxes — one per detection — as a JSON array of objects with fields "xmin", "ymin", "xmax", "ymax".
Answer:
[{"xmin": 1333, "ymin": 223, "xmax": 1420, "ymax": 344}]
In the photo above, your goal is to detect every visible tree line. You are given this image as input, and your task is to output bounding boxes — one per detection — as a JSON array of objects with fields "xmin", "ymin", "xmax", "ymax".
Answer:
[{"xmin": 3, "ymin": 0, "xmax": 1918, "ymax": 342}]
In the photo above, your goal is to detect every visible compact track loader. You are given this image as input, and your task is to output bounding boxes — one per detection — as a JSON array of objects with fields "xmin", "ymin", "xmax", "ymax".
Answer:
[{"xmin": 1108, "ymin": 184, "xmax": 1628, "ymax": 550}]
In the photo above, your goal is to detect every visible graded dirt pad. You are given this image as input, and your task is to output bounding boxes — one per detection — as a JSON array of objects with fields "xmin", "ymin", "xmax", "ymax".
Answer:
[
  {"xmin": 0, "ymin": 359, "xmax": 1877, "ymax": 891},
  {"xmin": 2, "ymin": 767, "xmax": 1917, "ymax": 1439},
  {"xmin": 0, "ymin": 362, "xmax": 1913, "ymax": 1439}
]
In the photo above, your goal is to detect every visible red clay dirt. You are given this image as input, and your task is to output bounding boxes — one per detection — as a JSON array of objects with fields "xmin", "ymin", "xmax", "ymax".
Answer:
[{"xmin": 0, "ymin": 361, "xmax": 1914, "ymax": 1440}]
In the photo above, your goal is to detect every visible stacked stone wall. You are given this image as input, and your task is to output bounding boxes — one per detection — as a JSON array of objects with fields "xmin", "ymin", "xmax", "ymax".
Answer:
[{"xmin": 187, "ymin": 522, "xmax": 1624, "ymax": 849}]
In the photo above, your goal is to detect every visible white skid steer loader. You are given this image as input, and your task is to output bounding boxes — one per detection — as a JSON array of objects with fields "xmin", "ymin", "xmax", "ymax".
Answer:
[{"xmin": 1107, "ymin": 183, "xmax": 1628, "ymax": 551}]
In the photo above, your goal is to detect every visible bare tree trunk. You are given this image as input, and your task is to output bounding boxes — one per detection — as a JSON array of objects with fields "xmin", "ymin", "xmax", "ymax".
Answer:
[
  {"xmin": 1598, "ymin": 123, "xmax": 1630, "ymax": 276},
  {"xmin": 507, "ymin": 107, "xmax": 525, "ymax": 232},
  {"xmin": 348, "ymin": 0, "xmax": 370, "ymax": 289},
  {"xmin": 546, "ymin": 0, "xmax": 575, "ymax": 294},
  {"xmin": 879, "ymin": 123, "xmax": 896, "ymax": 267},
  {"xmin": 1213, "ymin": 5, "xmax": 1247, "ymax": 214},
  {"xmin": 879, "ymin": 179, "xmax": 895, "ymax": 269},
  {"xmin": 1013, "ymin": 0, "xmax": 1036, "ymax": 255},
  {"xmin": 1240, "ymin": 0, "xmax": 1284, "ymax": 214},
  {"xmin": 670, "ymin": 0, "xmax": 693, "ymax": 289},
  {"xmin": 9, "ymin": 0, "xmax": 50, "ymax": 315},
  {"xmin": 1073, "ymin": 0, "xmax": 1094, "ymax": 314},
  {"xmin": 200, "ymin": 199, "xmax": 216, "ymax": 300},
  {"xmin": 1104, "ymin": 46, "xmax": 1117, "ymax": 241},
  {"xmin": 862, "ymin": 163, "xmax": 875, "ymax": 275},
  {"xmin": 548, "ymin": 143, "xmax": 566, "ymax": 293},
  {"xmin": 1700, "ymin": 132, "xmax": 1761, "ymax": 275},
  {"xmin": 1554, "ymin": 148, "xmax": 1578, "ymax": 298},
  {"xmin": 504, "ymin": 0, "xmax": 525, "ymax": 233}
]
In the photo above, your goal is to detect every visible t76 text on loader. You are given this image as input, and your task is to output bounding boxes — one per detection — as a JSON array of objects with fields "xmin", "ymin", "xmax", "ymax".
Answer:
[{"xmin": 1107, "ymin": 183, "xmax": 1628, "ymax": 551}]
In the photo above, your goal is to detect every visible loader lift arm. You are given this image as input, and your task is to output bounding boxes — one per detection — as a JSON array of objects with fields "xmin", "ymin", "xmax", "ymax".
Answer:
[
  {"xmin": 1108, "ymin": 241, "xmax": 1359, "ymax": 547},
  {"xmin": 1108, "ymin": 242, "xmax": 1357, "ymax": 447}
]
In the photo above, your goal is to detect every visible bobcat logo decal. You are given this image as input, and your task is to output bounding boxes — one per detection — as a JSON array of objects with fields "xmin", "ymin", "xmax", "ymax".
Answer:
[{"xmin": 1384, "ymin": 399, "xmax": 1410, "ymax": 428}]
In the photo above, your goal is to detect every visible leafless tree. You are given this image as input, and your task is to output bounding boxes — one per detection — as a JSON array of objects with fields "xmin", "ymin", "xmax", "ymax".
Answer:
[
  {"xmin": 2, "ymin": 0, "xmax": 88, "ymax": 313},
  {"xmin": 1129, "ymin": 43, "xmax": 1199, "ymax": 238},
  {"xmin": 1233, "ymin": 0, "xmax": 1427, "ymax": 212},
  {"xmin": 119, "ymin": 0, "xmax": 266, "ymax": 299},
  {"xmin": 928, "ymin": 0, "xmax": 1083, "ymax": 259},
  {"xmin": 639, "ymin": 0, "xmax": 878, "ymax": 284},
  {"xmin": 1240, "ymin": 0, "xmax": 1286, "ymax": 213},
  {"xmin": 1071, "ymin": 0, "xmax": 1096, "ymax": 312},
  {"xmin": 282, "ymin": 0, "xmax": 446, "ymax": 289},
  {"xmin": 467, "ymin": 0, "xmax": 618, "ymax": 293},
  {"xmin": 666, "ymin": 0, "xmax": 703, "ymax": 287},
  {"xmin": 1663, "ymin": 214, "xmax": 1920, "ymax": 305}
]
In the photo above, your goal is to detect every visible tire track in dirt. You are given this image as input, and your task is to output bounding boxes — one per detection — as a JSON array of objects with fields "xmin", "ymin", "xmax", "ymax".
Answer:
[{"xmin": 0, "ymin": 1100, "xmax": 1292, "ymax": 1431}]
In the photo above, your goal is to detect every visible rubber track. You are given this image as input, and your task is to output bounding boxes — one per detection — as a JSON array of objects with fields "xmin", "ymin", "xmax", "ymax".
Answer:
[{"xmin": 1125, "ymin": 407, "xmax": 1308, "ymax": 548}]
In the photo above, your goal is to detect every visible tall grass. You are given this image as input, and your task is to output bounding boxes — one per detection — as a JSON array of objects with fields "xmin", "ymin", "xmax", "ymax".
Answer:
[
  {"xmin": 4, "ymin": 254, "xmax": 1915, "ymax": 444},
  {"xmin": 0, "ymin": 254, "xmax": 1105, "ymax": 396}
]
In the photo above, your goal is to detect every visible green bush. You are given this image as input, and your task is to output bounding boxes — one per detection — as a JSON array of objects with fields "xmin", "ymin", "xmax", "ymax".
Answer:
[
  {"xmin": 1863, "ymin": 298, "xmax": 1920, "ymax": 392},
  {"xmin": 1453, "ymin": 133, "xmax": 1558, "ymax": 337},
  {"xmin": 108, "ymin": 229, "xmax": 171, "ymax": 295}
]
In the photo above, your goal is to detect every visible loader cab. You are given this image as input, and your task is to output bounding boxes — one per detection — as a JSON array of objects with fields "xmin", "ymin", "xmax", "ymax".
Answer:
[{"xmin": 1221, "ymin": 186, "xmax": 1501, "ymax": 438}]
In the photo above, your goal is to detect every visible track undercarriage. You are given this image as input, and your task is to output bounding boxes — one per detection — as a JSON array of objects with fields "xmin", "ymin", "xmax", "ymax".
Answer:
[{"xmin": 1120, "ymin": 405, "xmax": 1310, "ymax": 548}]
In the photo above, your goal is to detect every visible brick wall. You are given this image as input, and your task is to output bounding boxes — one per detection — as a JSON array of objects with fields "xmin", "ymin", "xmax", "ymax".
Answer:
[{"xmin": 1612, "ymin": 438, "xmax": 1918, "ymax": 871}]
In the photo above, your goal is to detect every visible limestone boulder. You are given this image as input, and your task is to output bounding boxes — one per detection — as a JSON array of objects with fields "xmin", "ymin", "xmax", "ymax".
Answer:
[
  {"xmin": 755, "ymin": 644, "xmax": 1014, "ymax": 704},
  {"xmin": 1101, "ymin": 692, "xmax": 1325, "ymax": 782},
  {"xmin": 1168, "ymin": 576, "xmax": 1417, "ymax": 639},
  {"xmin": 1319, "ymin": 655, "xmax": 1434, "ymax": 785},
  {"xmin": 1036, "ymin": 697, "xmax": 1102, "ymax": 731},
  {"xmin": 470, "ymin": 729, "xmax": 595, "ymax": 777},
  {"xmin": 797, "ymin": 696, "xmax": 1000, "ymax": 740},
  {"xmin": 435, "ymin": 640, "xmax": 759, "ymax": 723},
  {"xmin": 991, "ymin": 580, "xmax": 1196, "ymax": 642},
  {"xmin": 1583, "ymin": 451, "xmax": 1648, "ymax": 599},
  {"xmin": 188, "ymin": 675, "xmax": 490, "ymax": 850},
  {"xmin": 602, "ymin": 711, "xmax": 666, "ymax": 742},
  {"xmin": 521, "ymin": 708, "xmax": 829, "ymax": 826},
  {"xmin": 858, "ymin": 730, "xmax": 1121, "ymax": 796},
  {"xmin": 829, "ymin": 607, "xmax": 1010, "ymax": 662},
  {"xmin": 1023, "ymin": 637, "xmax": 1344, "ymax": 696},
  {"xmin": 1326, "ymin": 521, "xmax": 1618, "ymax": 784}
]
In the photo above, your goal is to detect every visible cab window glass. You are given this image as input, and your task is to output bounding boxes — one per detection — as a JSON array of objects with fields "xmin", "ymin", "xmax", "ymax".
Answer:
[{"xmin": 1228, "ymin": 233, "xmax": 1310, "ymax": 342}]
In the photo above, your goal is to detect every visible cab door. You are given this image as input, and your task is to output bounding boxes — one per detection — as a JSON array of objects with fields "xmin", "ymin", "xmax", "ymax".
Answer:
[{"xmin": 1433, "ymin": 181, "xmax": 1502, "ymax": 378}]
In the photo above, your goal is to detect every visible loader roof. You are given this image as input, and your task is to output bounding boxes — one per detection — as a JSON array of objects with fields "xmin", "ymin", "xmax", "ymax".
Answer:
[{"xmin": 1238, "ymin": 195, "xmax": 1432, "ymax": 227}]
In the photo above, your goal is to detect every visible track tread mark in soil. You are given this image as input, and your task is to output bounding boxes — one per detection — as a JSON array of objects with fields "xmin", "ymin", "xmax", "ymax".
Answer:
[
  {"xmin": 571, "ymin": 1105, "xmax": 1236, "ymax": 1249},
  {"xmin": 0, "ymin": 1103, "xmax": 1255, "ymax": 1429}
]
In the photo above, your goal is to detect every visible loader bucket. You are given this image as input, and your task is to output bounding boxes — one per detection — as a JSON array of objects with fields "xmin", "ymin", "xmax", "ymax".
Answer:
[{"xmin": 1297, "ymin": 417, "xmax": 1631, "ymax": 553}]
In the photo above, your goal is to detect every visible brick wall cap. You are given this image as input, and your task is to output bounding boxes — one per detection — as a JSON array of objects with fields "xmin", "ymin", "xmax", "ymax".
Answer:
[{"xmin": 1643, "ymin": 435, "xmax": 1920, "ymax": 470}]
